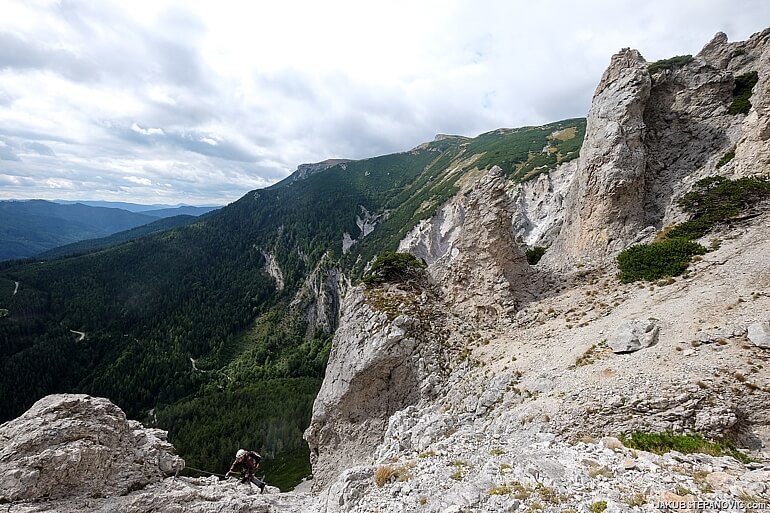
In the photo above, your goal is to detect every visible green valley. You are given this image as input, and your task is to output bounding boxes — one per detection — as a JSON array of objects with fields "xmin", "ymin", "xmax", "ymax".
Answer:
[{"xmin": 0, "ymin": 118, "xmax": 585, "ymax": 488}]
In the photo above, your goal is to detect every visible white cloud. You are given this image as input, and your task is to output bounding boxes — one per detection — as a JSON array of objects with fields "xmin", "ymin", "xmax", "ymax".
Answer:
[
  {"xmin": 124, "ymin": 175, "xmax": 153, "ymax": 186},
  {"xmin": 0, "ymin": 0, "xmax": 769, "ymax": 204},
  {"xmin": 131, "ymin": 123, "xmax": 165, "ymax": 136}
]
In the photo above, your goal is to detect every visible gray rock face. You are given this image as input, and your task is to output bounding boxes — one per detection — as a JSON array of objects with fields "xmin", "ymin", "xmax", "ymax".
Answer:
[
  {"xmin": 748, "ymin": 321, "xmax": 770, "ymax": 348},
  {"xmin": 399, "ymin": 167, "xmax": 533, "ymax": 325},
  {"xmin": 260, "ymin": 249, "xmax": 285, "ymax": 291},
  {"xmin": 545, "ymin": 30, "xmax": 770, "ymax": 268},
  {"xmin": 727, "ymin": 30, "xmax": 770, "ymax": 179},
  {"xmin": 397, "ymin": 194, "xmax": 466, "ymax": 265},
  {"xmin": 511, "ymin": 160, "xmax": 577, "ymax": 248},
  {"xmin": 288, "ymin": 159, "xmax": 353, "ymax": 183},
  {"xmin": 292, "ymin": 257, "xmax": 347, "ymax": 337},
  {"xmin": 546, "ymin": 48, "xmax": 652, "ymax": 264},
  {"xmin": 431, "ymin": 167, "xmax": 533, "ymax": 325},
  {"xmin": 0, "ymin": 394, "xmax": 183, "ymax": 503},
  {"xmin": 304, "ymin": 286, "xmax": 449, "ymax": 490},
  {"xmin": 608, "ymin": 319, "xmax": 660, "ymax": 353}
]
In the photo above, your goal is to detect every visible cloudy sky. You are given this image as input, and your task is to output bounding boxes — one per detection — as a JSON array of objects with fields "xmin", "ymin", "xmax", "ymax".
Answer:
[{"xmin": 1, "ymin": 0, "xmax": 768, "ymax": 205}]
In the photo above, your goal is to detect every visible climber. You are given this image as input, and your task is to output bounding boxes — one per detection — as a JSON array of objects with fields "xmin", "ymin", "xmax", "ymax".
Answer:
[{"xmin": 225, "ymin": 449, "xmax": 266, "ymax": 493}]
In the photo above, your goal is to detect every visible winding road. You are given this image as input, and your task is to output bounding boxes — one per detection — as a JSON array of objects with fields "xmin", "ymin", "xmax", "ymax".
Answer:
[
  {"xmin": 70, "ymin": 330, "xmax": 86, "ymax": 341},
  {"xmin": 13, "ymin": 281, "xmax": 19, "ymax": 296}
]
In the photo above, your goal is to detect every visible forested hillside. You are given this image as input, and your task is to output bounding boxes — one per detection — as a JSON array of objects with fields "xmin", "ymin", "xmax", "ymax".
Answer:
[
  {"xmin": 0, "ymin": 200, "xmax": 160, "ymax": 260},
  {"xmin": 0, "ymin": 118, "xmax": 585, "ymax": 488},
  {"xmin": 39, "ymin": 215, "xmax": 202, "ymax": 259}
]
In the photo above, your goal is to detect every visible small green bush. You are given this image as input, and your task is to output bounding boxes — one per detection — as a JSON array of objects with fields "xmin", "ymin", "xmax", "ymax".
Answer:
[
  {"xmin": 716, "ymin": 148, "xmax": 735, "ymax": 168},
  {"xmin": 617, "ymin": 238, "xmax": 706, "ymax": 283},
  {"xmin": 648, "ymin": 55, "xmax": 693, "ymax": 74},
  {"xmin": 363, "ymin": 252, "xmax": 426, "ymax": 286},
  {"xmin": 729, "ymin": 71, "xmax": 759, "ymax": 115},
  {"xmin": 666, "ymin": 175, "xmax": 770, "ymax": 239},
  {"xmin": 526, "ymin": 246, "xmax": 546, "ymax": 265},
  {"xmin": 619, "ymin": 431, "xmax": 752, "ymax": 463}
]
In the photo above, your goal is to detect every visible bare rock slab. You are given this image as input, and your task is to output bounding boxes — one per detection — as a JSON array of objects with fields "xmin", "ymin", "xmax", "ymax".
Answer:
[
  {"xmin": 0, "ymin": 394, "xmax": 183, "ymax": 503},
  {"xmin": 747, "ymin": 321, "xmax": 770, "ymax": 348},
  {"xmin": 608, "ymin": 319, "xmax": 660, "ymax": 353}
]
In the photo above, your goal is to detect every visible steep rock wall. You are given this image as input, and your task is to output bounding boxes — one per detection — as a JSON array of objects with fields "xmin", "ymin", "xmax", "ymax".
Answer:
[
  {"xmin": 304, "ymin": 286, "xmax": 451, "ymax": 490},
  {"xmin": 397, "ymin": 195, "xmax": 465, "ymax": 265},
  {"xmin": 430, "ymin": 167, "xmax": 533, "ymax": 324},
  {"xmin": 511, "ymin": 160, "xmax": 577, "ymax": 248},
  {"xmin": 545, "ymin": 48, "xmax": 652, "ymax": 264},
  {"xmin": 546, "ymin": 30, "xmax": 770, "ymax": 267}
]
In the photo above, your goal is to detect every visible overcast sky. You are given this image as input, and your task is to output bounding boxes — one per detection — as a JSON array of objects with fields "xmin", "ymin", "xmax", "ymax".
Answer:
[{"xmin": 0, "ymin": 0, "xmax": 768, "ymax": 205}]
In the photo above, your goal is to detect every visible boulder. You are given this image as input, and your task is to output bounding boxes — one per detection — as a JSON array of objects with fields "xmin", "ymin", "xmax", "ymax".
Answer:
[
  {"xmin": 747, "ymin": 321, "xmax": 770, "ymax": 348},
  {"xmin": 0, "ymin": 394, "xmax": 183, "ymax": 503},
  {"xmin": 608, "ymin": 319, "xmax": 660, "ymax": 353}
]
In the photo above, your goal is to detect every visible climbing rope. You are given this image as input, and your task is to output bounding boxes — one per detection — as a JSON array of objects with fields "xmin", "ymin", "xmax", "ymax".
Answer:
[{"xmin": 182, "ymin": 466, "xmax": 229, "ymax": 478}]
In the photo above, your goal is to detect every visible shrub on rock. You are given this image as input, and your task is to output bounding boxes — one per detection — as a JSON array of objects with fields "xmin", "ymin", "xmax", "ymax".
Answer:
[{"xmin": 363, "ymin": 252, "xmax": 427, "ymax": 286}]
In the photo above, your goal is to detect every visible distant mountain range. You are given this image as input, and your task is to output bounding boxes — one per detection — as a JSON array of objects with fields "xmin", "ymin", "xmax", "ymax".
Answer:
[
  {"xmin": 52, "ymin": 200, "xmax": 221, "ymax": 215},
  {"xmin": 0, "ymin": 200, "xmax": 220, "ymax": 260}
]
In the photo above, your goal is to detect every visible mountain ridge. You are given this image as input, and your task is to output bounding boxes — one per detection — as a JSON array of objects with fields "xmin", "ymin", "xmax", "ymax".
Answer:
[
  {"xmin": 0, "ymin": 200, "xmax": 159, "ymax": 260},
  {"xmin": 0, "ymin": 116, "xmax": 587, "ymax": 488},
  {"xmin": 2, "ymin": 27, "xmax": 770, "ymax": 512}
]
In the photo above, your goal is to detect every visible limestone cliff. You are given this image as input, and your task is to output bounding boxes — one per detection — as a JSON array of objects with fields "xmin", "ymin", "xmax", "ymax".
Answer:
[
  {"xmin": 510, "ymin": 160, "xmax": 577, "ymax": 248},
  {"xmin": 291, "ymin": 255, "xmax": 348, "ymax": 337},
  {"xmin": 698, "ymin": 30, "xmax": 770, "ymax": 179},
  {"xmin": 547, "ymin": 29, "xmax": 770, "ymax": 267},
  {"xmin": 304, "ymin": 283, "xmax": 454, "ymax": 490},
  {"xmin": 545, "ymin": 48, "xmax": 652, "ymax": 264},
  {"xmin": 429, "ymin": 167, "xmax": 533, "ymax": 325}
]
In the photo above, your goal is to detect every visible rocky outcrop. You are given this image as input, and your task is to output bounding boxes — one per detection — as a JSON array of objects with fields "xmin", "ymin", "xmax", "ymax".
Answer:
[
  {"xmin": 291, "ymin": 257, "xmax": 347, "ymax": 337},
  {"xmin": 546, "ymin": 48, "xmax": 652, "ymax": 264},
  {"xmin": 306, "ymin": 167, "xmax": 536, "ymax": 491},
  {"xmin": 342, "ymin": 206, "xmax": 386, "ymax": 254},
  {"xmin": 284, "ymin": 159, "xmax": 353, "ymax": 185},
  {"xmin": 398, "ymin": 167, "xmax": 534, "ymax": 324},
  {"xmin": 715, "ymin": 29, "xmax": 770, "ymax": 180},
  {"xmin": 0, "ymin": 394, "xmax": 183, "ymax": 502},
  {"xmin": 397, "ymin": 192, "xmax": 465, "ymax": 265},
  {"xmin": 546, "ymin": 30, "xmax": 770, "ymax": 268},
  {"xmin": 431, "ymin": 167, "xmax": 533, "ymax": 324},
  {"xmin": 304, "ymin": 285, "xmax": 451, "ymax": 490},
  {"xmin": 0, "ymin": 395, "xmax": 316, "ymax": 513},
  {"xmin": 261, "ymin": 249, "xmax": 285, "ymax": 291}
]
